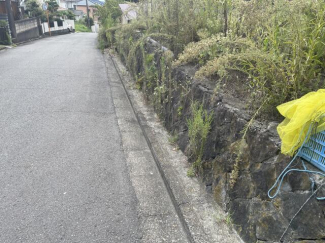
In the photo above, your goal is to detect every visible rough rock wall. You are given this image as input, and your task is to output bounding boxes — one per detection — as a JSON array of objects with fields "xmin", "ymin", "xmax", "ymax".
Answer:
[{"xmin": 120, "ymin": 39, "xmax": 325, "ymax": 242}]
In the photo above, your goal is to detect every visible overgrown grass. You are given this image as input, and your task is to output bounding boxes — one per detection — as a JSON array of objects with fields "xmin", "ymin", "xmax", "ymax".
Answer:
[
  {"xmin": 98, "ymin": 0, "xmax": 325, "ymax": 118},
  {"xmin": 75, "ymin": 22, "xmax": 91, "ymax": 32},
  {"xmin": 173, "ymin": 0, "xmax": 325, "ymax": 116}
]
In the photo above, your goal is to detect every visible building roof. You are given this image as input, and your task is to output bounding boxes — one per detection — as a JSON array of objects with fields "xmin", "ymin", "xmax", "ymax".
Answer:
[
  {"xmin": 75, "ymin": 0, "xmax": 103, "ymax": 6},
  {"xmin": 89, "ymin": 0, "xmax": 103, "ymax": 6},
  {"xmin": 118, "ymin": 4, "xmax": 137, "ymax": 20}
]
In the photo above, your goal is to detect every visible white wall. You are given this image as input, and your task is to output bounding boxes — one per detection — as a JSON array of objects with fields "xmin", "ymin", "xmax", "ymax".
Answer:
[
  {"xmin": 65, "ymin": 20, "xmax": 75, "ymax": 29},
  {"xmin": 41, "ymin": 20, "xmax": 75, "ymax": 33},
  {"xmin": 91, "ymin": 23, "xmax": 99, "ymax": 33},
  {"xmin": 58, "ymin": 0, "xmax": 77, "ymax": 9}
]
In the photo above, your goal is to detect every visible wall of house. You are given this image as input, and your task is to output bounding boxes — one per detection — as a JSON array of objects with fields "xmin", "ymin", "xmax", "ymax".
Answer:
[
  {"xmin": 0, "ymin": 13, "xmax": 7, "ymax": 21},
  {"xmin": 72, "ymin": 9, "xmax": 84, "ymax": 20},
  {"xmin": 0, "ymin": 2, "xmax": 6, "ymax": 15},
  {"xmin": 75, "ymin": 5, "xmax": 98, "ymax": 22},
  {"xmin": 59, "ymin": 1, "xmax": 67, "ymax": 9},
  {"xmin": 0, "ymin": 1, "xmax": 20, "ymax": 20}
]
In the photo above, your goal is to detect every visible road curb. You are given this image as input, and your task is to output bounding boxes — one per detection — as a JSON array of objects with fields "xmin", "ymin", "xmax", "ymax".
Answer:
[
  {"xmin": 104, "ymin": 51, "xmax": 194, "ymax": 243},
  {"xmin": 106, "ymin": 49, "xmax": 244, "ymax": 243}
]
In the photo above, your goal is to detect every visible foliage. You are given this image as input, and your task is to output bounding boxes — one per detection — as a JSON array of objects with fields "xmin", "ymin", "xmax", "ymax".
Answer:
[
  {"xmin": 0, "ymin": 21, "xmax": 11, "ymax": 45},
  {"xmin": 230, "ymin": 98, "xmax": 267, "ymax": 188},
  {"xmin": 27, "ymin": 0, "xmax": 75, "ymax": 22},
  {"xmin": 0, "ymin": 20, "xmax": 7, "ymax": 28},
  {"xmin": 84, "ymin": 17, "xmax": 94, "ymax": 27},
  {"xmin": 75, "ymin": 20, "xmax": 91, "ymax": 32},
  {"xmin": 46, "ymin": 0, "xmax": 59, "ymax": 13},
  {"xmin": 170, "ymin": 0, "xmax": 325, "ymax": 116},
  {"xmin": 174, "ymin": 35, "xmax": 254, "ymax": 67},
  {"xmin": 98, "ymin": 28, "xmax": 108, "ymax": 50},
  {"xmin": 95, "ymin": 0, "xmax": 123, "ymax": 29},
  {"xmin": 58, "ymin": 10, "xmax": 75, "ymax": 20},
  {"xmin": 0, "ymin": 32, "xmax": 11, "ymax": 45},
  {"xmin": 187, "ymin": 102, "xmax": 213, "ymax": 173},
  {"xmin": 168, "ymin": 133, "xmax": 178, "ymax": 146},
  {"xmin": 187, "ymin": 167, "xmax": 195, "ymax": 177},
  {"xmin": 25, "ymin": 0, "xmax": 43, "ymax": 17},
  {"xmin": 99, "ymin": 0, "xmax": 325, "ymax": 117}
]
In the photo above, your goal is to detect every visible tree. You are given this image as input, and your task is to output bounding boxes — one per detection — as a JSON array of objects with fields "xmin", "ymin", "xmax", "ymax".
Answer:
[
  {"xmin": 95, "ymin": 0, "xmax": 123, "ymax": 28},
  {"xmin": 65, "ymin": 10, "xmax": 75, "ymax": 20},
  {"xmin": 25, "ymin": 0, "xmax": 43, "ymax": 17},
  {"xmin": 84, "ymin": 16, "xmax": 93, "ymax": 26},
  {"xmin": 58, "ymin": 10, "xmax": 75, "ymax": 20},
  {"xmin": 46, "ymin": 0, "xmax": 59, "ymax": 14}
]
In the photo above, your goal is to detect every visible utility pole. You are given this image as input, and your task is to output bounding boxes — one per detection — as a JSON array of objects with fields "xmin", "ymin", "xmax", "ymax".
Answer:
[
  {"xmin": 85, "ymin": 0, "xmax": 90, "ymax": 28},
  {"xmin": 5, "ymin": 0, "xmax": 16, "ymax": 40},
  {"xmin": 46, "ymin": 9, "xmax": 51, "ymax": 36}
]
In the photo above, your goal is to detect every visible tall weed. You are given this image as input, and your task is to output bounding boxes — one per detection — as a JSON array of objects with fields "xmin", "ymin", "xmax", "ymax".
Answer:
[{"xmin": 187, "ymin": 102, "xmax": 213, "ymax": 173}]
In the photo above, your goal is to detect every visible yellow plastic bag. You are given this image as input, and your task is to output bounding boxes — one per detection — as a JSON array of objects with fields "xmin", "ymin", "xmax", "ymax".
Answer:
[{"xmin": 277, "ymin": 89, "xmax": 325, "ymax": 156}]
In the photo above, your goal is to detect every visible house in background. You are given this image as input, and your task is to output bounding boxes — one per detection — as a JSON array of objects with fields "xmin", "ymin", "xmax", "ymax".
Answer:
[
  {"xmin": 58, "ymin": 0, "xmax": 79, "ymax": 10},
  {"xmin": 19, "ymin": 0, "xmax": 80, "ymax": 13},
  {"xmin": 0, "ymin": 0, "xmax": 21, "ymax": 20},
  {"xmin": 74, "ymin": 0, "xmax": 103, "ymax": 22},
  {"xmin": 71, "ymin": 9, "xmax": 83, "ymax": 20},
  {"xmin": 118, "ymin": 3, "xmax": 136, "ymax": 25}
]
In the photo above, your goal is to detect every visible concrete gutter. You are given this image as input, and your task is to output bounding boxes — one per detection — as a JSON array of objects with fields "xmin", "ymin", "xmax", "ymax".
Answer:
[
  {"xmin": 104, "ymin": 50, "xmax": 244, "ymax": 243},
  {"xmin": 104, "ymin": 51, "xmax": 190, "ymax": 242}
]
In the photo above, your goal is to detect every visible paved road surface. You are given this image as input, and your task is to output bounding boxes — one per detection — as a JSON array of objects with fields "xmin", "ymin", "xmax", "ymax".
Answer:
[{"xmin": 0, "ymin": 34, "xmax": 141, "ymax": 242}]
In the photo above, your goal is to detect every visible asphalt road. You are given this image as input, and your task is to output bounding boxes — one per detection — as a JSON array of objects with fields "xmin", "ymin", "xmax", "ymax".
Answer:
[{"xmin": 0, "ymin": 34, "xmax": 141, "ymax": 242}]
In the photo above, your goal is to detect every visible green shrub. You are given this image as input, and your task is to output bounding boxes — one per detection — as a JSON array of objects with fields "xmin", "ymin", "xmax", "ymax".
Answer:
[
  {"xmin": 75, "ymin": 21, "xmax": 91, "ymax": 32},
  {"xmin": 98, "ymin": 28, "xmax": 108, "ymax": 50},
  {"xmin": 84, "ymin": 17, "xmax": 94, "ymax": 27},
  {"xmin": 0, "ymin": 21, "xmax": 11, "ymax": 45},
  {"xmin": 0, "ymin": 32, "xmax": 11, "ymax": 45},
  {"xmin": 0, "ymin": 20, "xmax": 7, "ymax": 28},
  {"xmin": 187, "ymin": 102, "xmax": 213, "ymax": 174}
]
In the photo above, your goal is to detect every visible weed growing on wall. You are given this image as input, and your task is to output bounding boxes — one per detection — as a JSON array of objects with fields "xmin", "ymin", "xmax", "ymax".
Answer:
[
  {"xmin": 230, "ymin": 98, "xmax": 268, "ymax": 188},
  {"xmin": 187, "ymin": 102, "xmax": 213, "ymax": 174}
]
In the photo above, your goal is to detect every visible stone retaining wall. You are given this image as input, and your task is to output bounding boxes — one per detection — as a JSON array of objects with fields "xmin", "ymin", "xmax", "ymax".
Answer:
[{"xmin": 117, "ymin": 37, "xmax": 325, "ymax": 242}]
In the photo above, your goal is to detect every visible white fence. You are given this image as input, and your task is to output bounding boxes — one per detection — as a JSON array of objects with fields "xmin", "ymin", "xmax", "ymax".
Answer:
[
  {"xmin": 41, "ymin": 20, "xmax": 75, "ymax": 33},
  {"xmin": 91, "ymin": 23, "xmax": 99, "ymax": 33}
]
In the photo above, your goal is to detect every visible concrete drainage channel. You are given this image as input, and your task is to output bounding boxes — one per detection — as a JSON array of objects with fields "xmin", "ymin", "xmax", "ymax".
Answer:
[{"xmin": 104, "ymin": 50, "xmax": 243, "ymax": 243}]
